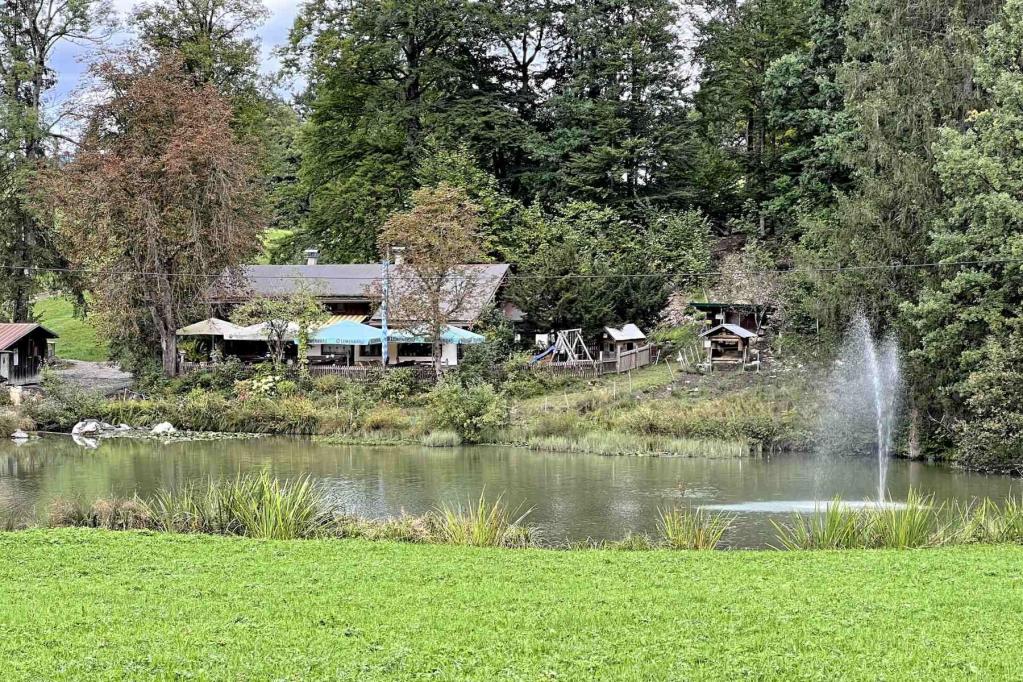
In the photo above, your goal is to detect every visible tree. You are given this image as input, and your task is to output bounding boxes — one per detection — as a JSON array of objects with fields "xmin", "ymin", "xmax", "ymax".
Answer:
[
  {"xmin": 231, "ymin": 289, "xmax": 327, "ymax": 373},
  {"xmin": 376, "ymin": 184, "xmax": 484, "ymax": 376},
  {"xmin": 906, "ymin": 0, "xmax": 1023, "ymax": 463},
  {"xmin": 131, "ymin": 0, "xmax": 268, "ymax": 92},
  {"xmin": 712, "ymin": 245, "xmax": 784, "ymax": 335},
  {"xmin": 692, "ymin": 0, "xmax": 815, "ymax": 227},
  {"xmin": 40, "ymin": 51, "xmax": 265, "ymax": 376},
  {"xmin": 0, "ymin": 0, "xmax": 113, "ymax": 320},
  {"xmin": 536, "ymin": 0, "xmax": 689, "ymax": 212},
  {"xmin": 286, "ymin": 0, "xmax": 475, "ymax": 262}
]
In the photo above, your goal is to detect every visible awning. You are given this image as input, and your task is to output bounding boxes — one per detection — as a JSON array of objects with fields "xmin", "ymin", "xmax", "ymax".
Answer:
[
  {"xmin": 225, "ymin": 321, "xmax": 300, "ymax": 341},
  {"xmin": 305, "ymin": 320, "xmax": 384, "ymax": 345},
  {"xmin": 176, "ymin": 318, "xmax": 243, "ymax": 337},
  {"xmin": 323, "ymin": 314, "xmax": 368, "ymax": 325},
  {"xmin": 389, "ymin": 325, "xmax": 486, "ymax": 345}
]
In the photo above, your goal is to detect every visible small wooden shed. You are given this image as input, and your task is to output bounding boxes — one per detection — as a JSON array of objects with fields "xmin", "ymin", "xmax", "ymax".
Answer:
[
  {"xmin": 700, "ymin": 323, "xmax": 757, "ymax": 370},
  {"xmin": 0, "ymin": 323, "xmax": 58, "ymax": 386},
  {"xmin": 601, "ymin": 324, "xmax": 647, "ymax": 356}
]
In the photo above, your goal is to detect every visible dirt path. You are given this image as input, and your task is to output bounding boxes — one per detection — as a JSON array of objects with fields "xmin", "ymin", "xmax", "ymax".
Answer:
[{"xmin": 51, "ymin": 360, "xmax": 134, "ymax": 396}]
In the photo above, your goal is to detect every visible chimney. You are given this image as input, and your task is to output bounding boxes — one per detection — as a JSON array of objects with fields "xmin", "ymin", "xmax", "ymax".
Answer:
[
  {"xmin": 304, "ymin": 248, "xmax": 320, "ymax": 266},
  {"xmin": 390, "ymin": 246, "xmax": 406, "ymax": 266}
]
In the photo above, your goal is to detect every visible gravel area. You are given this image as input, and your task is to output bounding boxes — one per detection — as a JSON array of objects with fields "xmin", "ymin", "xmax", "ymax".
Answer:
[{"xmin": 51, "ymin": 360, "xmax": 134, "ymax": 396}]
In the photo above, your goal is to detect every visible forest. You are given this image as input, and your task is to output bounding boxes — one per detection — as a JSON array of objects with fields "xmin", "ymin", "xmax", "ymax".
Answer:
[{"xmin": 2, "ymin": 0, "xmax": 1023, "ymax": 467}]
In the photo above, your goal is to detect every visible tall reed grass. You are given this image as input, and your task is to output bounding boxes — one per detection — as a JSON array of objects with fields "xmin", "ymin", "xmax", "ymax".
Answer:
[
  {"xmin": 145, "ymin": 471, "xmax": 328, "ymax": 539},
  {"xmin": 771, "ymin": 491, "xmax": 1023, "ymax": 550},
  {"xmin": 657, "ymin": 507, "xmax": 734, "ymax": 549},
  {"xmin": 524, "ymin": 431, "xmax": 750, "ymax": 458},
  {"xmin": 771, "ymin": 498, "xmax": 871, "ymax": 550},
  {"xmin": 433, "ymin": 491, "xmax": 536, "ymax": 548}
]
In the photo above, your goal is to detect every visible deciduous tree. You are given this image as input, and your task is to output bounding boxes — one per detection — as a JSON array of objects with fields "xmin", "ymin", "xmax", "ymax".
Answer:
[
  {"xmin": 376, "ymin": 184, "xmax": 484, "ymax": 376},
  {"xmin": 40, "ymin": 51, "xmax": 265, "ymax": 376}
]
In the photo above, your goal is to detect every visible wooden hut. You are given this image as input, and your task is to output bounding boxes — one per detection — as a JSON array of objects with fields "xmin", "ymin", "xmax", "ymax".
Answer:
[
  {"xmin": 700, "ymin": 323, "xmax": 757, "ymax": 370},
  {"xmin": 0, "ymin": 323, "xmax": 58, "ymax": 386},
  {"xmin": 601, "ymin": 324, "xmax": 647, "ymax": 356}
]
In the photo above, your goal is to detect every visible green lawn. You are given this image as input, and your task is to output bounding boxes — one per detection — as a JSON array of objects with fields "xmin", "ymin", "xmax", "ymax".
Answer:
[
  {"xmin": 2, "ymin": 530, "xmax": 1022, "ymax": 680},
  {"xmin": 32, "ymin": 296, "xmax": 108, "ymax": 361}
]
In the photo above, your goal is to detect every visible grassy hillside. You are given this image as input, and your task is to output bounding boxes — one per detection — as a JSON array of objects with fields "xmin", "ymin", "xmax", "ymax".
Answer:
[
  {"xmin": 32, "ymin": 296, "xmax": 108, "ymax": 362},
  {"xmin": 1, "ymin": 529, "xmax": 1021, "ymax": 680}
]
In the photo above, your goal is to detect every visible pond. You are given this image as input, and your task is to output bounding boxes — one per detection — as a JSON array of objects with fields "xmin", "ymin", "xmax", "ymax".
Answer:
[{"xmin": 0, "ymin": 436, "xmax": 1018, "ymax": 547}]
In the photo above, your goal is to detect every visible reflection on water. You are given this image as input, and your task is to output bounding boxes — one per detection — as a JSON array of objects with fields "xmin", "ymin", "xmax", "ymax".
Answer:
[{"xmin": 0, "ymin": 436, "xmax": 1017, "ymax": 547}]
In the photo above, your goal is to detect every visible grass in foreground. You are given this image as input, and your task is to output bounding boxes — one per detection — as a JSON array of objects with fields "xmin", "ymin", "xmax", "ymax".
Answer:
[
  {"xmin": 1, "ymin": 529, "xmax": 1022, "ymax": 680},
  {"xmin": 32, "ymin": 296, "xmax": 108, "ymax": 361}
]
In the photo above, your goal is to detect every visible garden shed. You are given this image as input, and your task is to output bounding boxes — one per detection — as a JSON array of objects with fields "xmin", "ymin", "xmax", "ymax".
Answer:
[
  {"xmin": 701, "ymin": 323, "xmax": 757, "ymax": 370},
  {"xmin": 601, "ymin": 324, "xmax": 647, "ymax": 356},
  {"xmin": 0, "ymin": 323, "xmax": 58, "ymax": 385}
]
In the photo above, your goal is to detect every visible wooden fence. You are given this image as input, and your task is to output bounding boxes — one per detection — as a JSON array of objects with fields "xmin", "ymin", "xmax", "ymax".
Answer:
[
  {"xmin": 180, "ymin": 361, "xmax": 437, "ymax": 383},
  {"xmin": 534, "ymin": 345, "xmax": 656, "ymax": 377}
]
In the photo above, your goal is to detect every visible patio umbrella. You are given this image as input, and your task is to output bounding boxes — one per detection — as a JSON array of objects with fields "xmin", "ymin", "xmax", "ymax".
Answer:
[
  {"xmin": 388, "ymin": 325, "xmax": 486, "ymax": 345},
  {"xmin": 225, "ymin": 321, "xmax": 301, "ymax": 341},
  {"xmin": 302, "ymin": 320, "xmax": 384, "ymax": 345},
  {"xmin": 176, "ymin": 318, "xmax": 242, "ymax": 337}
]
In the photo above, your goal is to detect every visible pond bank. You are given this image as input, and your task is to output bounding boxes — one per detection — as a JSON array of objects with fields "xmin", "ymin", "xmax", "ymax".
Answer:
[{"xmin": 2, "ymin": 528, "xmax": 1021, "ymax": 679}]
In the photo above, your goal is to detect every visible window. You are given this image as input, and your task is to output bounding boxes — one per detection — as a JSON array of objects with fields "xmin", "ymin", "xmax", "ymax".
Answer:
[
  {"xmin": 397, "ymin": 343, "xmax": 433, "ymax": 358},
  {"xmin": 360, "ymin": 344, "xmax": 382, "ymax": 357}
]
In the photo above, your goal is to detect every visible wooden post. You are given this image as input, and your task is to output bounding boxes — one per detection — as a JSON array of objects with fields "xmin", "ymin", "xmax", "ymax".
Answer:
[{"xmin": 664, "ymin": 354, "xmax": 675, "ymax": 381}]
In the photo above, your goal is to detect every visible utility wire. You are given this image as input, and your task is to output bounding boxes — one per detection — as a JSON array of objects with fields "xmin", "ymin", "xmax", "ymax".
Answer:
[{"xmin": 9, "ymin": 256, "xmax": 1023, "ymax": 283}]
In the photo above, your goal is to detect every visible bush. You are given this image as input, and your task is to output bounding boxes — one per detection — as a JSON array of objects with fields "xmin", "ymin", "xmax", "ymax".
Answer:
[
  {"xmin": 24, "ymin": 372, "xmax": 105, "ymax": 431},
  {"xmin": 362, "ymin": 404, "xmax": 411, "ymax": 433},
  {"xmin": 427, "ymin": 381, "xmax": 508, "ymax": 443},
  {"xmin": 167, "ymin": 358, "xmax": 251, "ymax": 396},
  {"xmin": 0, "ymin": 409, "xmax": 33, "ymax": 437},
  {"xmin": 376, "ymin": 367, "xmax": 425, "ymax": 403},
  {"xmin": 422, "ymin": 430, "xmax": 463, "ymax": 447}
]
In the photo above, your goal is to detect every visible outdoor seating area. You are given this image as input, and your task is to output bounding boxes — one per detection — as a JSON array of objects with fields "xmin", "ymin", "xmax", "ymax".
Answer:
[{"xmin": 176, "ymin": 316, "xmax": 485, "ymax": 374}]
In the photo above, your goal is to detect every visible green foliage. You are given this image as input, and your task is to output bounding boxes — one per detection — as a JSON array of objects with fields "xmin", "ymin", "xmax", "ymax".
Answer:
[
  {"xmin": 905, "ymin": 0, "xmax": 1023, "ymax": 466},
  {"xmin": 24, "ymin": 372, "xmax": 104, "ymax": 431},
  {"xmin": 432, "ymin": 492, "xmax": 534, "ymax": 548},
  {"xmin": 421, "ymin": 430, "xmax": 463, "ymax": 447},
  {"xmin": 427, "ymin": 381, "xmax": 508, "ymax": 443},
  {"xmin": 953, "ymin": 335, "xmax": 1023, "ymax": 470},
  {"xmin": 657, "ymin": 507, "xmax": 734, "ymax": 550},
  {"xmin": 375, "ymin": 367, "xmax": 426, "ymax": 403}
]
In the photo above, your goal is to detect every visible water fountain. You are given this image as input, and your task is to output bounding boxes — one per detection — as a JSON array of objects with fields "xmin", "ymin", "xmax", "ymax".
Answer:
[{"xmin": 817, "ymin": 313, "xmax": 902, "ymax": 501}]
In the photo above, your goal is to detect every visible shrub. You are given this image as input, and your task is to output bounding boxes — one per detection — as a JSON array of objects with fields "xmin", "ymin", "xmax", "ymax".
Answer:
[
  {"xmin": 362, "ymin": 405, "xmax": 411, "ymax": 433},
  {"xmin": 374, "ymin": 367, "xmax": 425, "ymax": 403},
  {"xmin": 422, "ymin": 430, "xmax": 463, "ymax": 447},
  {"xmin": 167, "ymin": 358, "xmax": 250, "ymax": 395},
  {"xmin": 431, "ymin": 492, "xmax": 534, "ymax": 547},
  {"xmin": 311, "ymin": 374, "xmax": 355, "ymax": 395},
  {"xmin": 275, "ymin": 379, "xmax": 300, "ymax": 397},
  {"xmin": 24, "ymin": 372, "xmax": 105, "ymax": 431},
  {"xmin": 657, "ymin": 507, "xmax": 734, "ymax": 549},
  {"xmin": 0, "ymin": 410, "xmax": 33, "ymax": 437},
  {"xmin": 427, "ymin": 381, "xmax": 508, "ymax": 443}
]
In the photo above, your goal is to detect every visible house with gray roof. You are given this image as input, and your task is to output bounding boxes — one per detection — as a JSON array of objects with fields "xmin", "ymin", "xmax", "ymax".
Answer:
[{"xmin": 204, "ymin": 255, "xmax": 515, "ymax": 369}]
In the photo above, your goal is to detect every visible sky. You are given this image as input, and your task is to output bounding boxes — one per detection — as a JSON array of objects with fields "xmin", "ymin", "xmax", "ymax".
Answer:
[{"xmin": 49, "ymin": 0, "xmax": 301, "ymax": 106}]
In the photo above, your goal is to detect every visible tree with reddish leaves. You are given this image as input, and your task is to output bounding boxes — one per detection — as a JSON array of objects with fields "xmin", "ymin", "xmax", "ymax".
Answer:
[{"xmin": 40, "ymin": 51, "xmax": 265, "ymax": 376}]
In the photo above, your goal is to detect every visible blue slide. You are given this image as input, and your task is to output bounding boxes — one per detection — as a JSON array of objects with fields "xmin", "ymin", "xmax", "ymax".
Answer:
[{"xmin": 530, "ymin": 345, "xmax": 556, "ymax": 365}]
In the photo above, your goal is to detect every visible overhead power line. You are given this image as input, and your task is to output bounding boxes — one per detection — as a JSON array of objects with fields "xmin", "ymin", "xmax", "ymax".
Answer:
[{"xmin": 5, "ymin": 256, "xmax": 1023, "ymax": 283}]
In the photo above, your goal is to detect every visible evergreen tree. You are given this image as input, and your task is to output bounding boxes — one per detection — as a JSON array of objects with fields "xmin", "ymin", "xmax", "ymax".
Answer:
[
  {"xmin": 536, "ymin": 0, "xmax": 688, "ymax": 213},
  {"xmin": 692, "ymin": 0, "xmax": 815, "ymax": 228},
  {"xmin": 908, "ymin": 0, "xmax": 1023, "ymax": 463}
]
